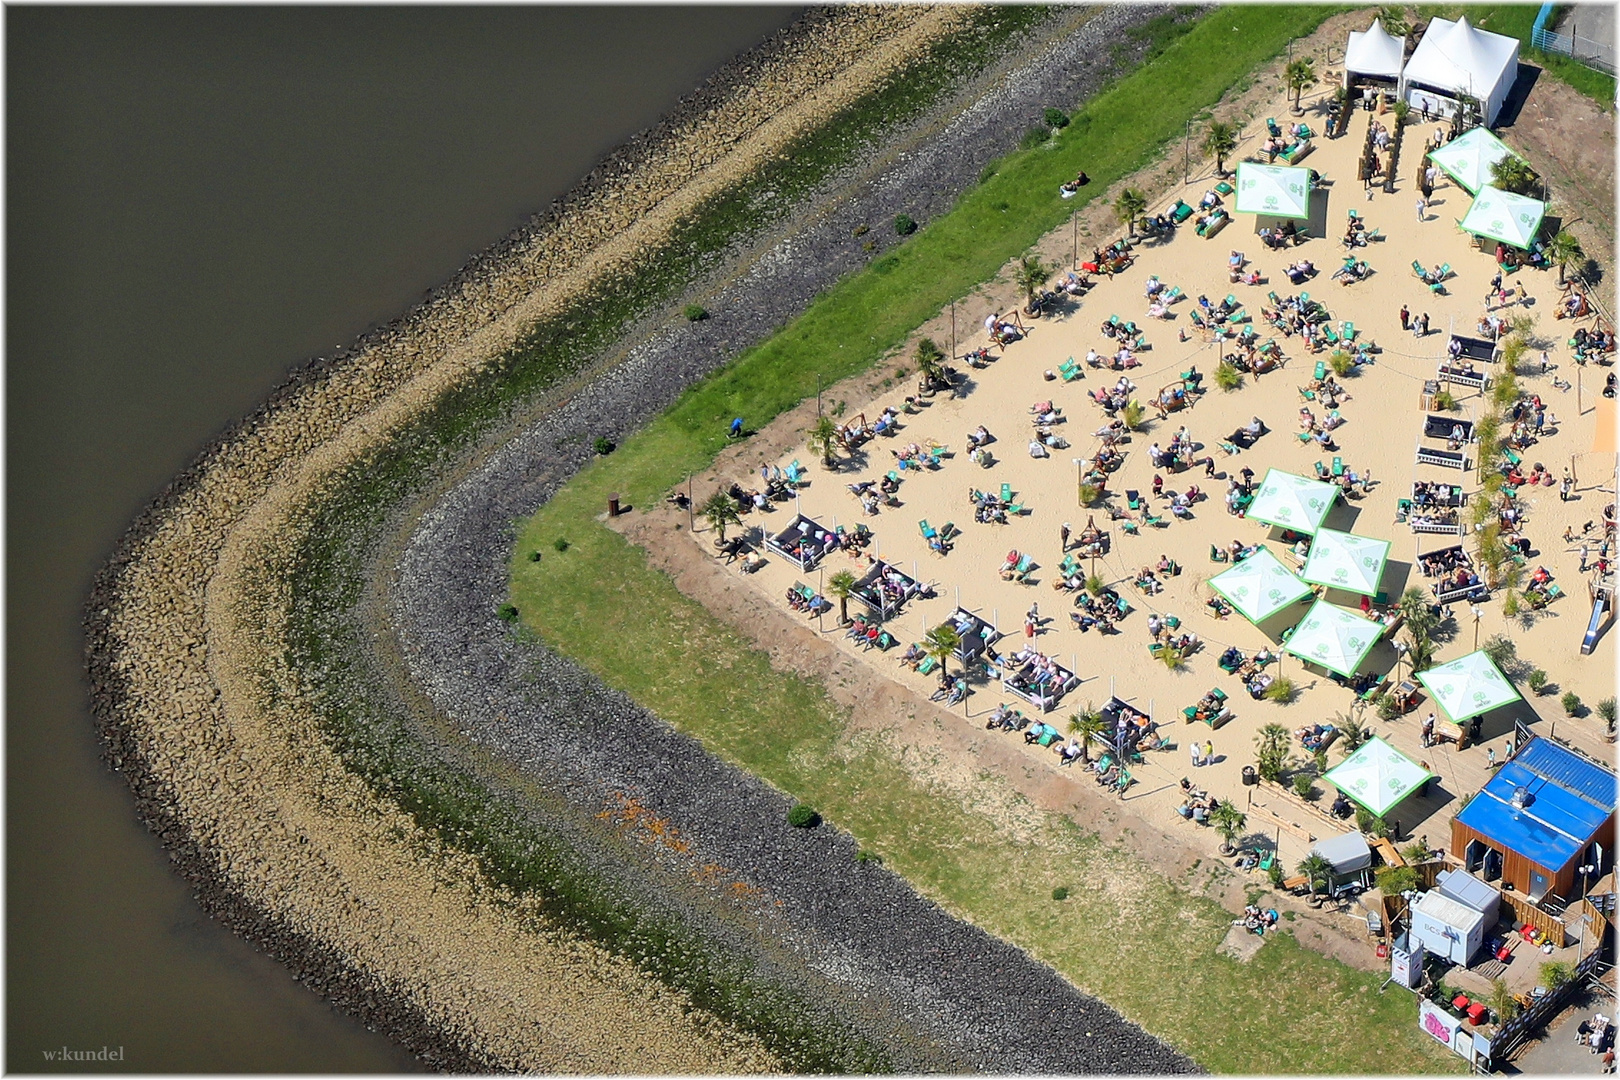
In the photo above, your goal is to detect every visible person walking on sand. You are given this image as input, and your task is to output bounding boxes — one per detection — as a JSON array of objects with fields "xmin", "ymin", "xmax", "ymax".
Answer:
[
  {"xmin": 1416, "ymin": 196, "xmax": 1427, "ymax": 222},
  {"xmin": 1419, "ymin": 312, "xmax": 1430, "ymax": 336},
  {"xmin": 1191, "ymin": 741, "xmax": 1205, "ymax": 768},
  {"xmin": 1203, "ymin": 739, "xmax": 1214, "ymax": 765},
  {"xmin": 1399, "ymin": 304, "xmax": 1410, "ymax": 331},
  {"xmin": 1061, "ymin": 522, "xmax": 1071, "ymax": 551},
  {"xmin": 1581, "ymin": 543, "xmax": 1590, "ymax": 572}
]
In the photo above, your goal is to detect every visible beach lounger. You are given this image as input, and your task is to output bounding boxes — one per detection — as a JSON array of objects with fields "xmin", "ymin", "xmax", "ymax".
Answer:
[
  {"xmin": 917, "ymin": 655, "xmax": 938, "ymax": 675},
  {"xmin": 1126, "ymin": 489, "xmax": 1142, "ymax": 511},
  {"xmin": 919, "ymin": 519, "xmax": 937, "ymax": 540},
  {"xmin": 1314, "ymin": 461, "xmax": 1330, "ymax": 479},
  {"xmin": 1166, "ymin": 286, "xmax": 1184, "ymax": 303},
  {"xmin": 1218, "ymin": 440, "xmax": 1240, "ymax": 456},
  {"xmin": 1000, "ymin": 483, "xmax": 1014, "ymax": 503},
  {"xmin": 1297, "ymin": 431, "xmax": 1314, "ymax": 445},
  {"xmin": 1215, "ymin": 181, "xmax": 1234, "ymax": 196},
  {"xmin": 1313, "ymin": 360, "xmax": 1326, "ymax": 381},
  {"xmin": 1332, "ymin": 456, "xmax": 1344, "ymax": 477},
  {"xmin": 784, "ymin": 460, "xmax": 804, "ymax": 485},
  {"xmin": 1340, "ymin": 321, "xmax": 1355, "ymax": 340}
]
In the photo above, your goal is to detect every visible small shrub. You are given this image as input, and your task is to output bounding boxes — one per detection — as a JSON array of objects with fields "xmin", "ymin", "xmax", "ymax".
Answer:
[
  {"xmin": 1482, "ymin": 634, "xmax": 1516, "ymax": 669},
  {"xmin": 1598, "ymin": 697, "xmax": 1617, "ymax": 731},
  {"xmin": 855, "ymin": 849, "xmax": 881, "ymax": 865},
  {"xmin": 553, "ymin": 537, "xmax": 570, "ymax": 552},
  {"xmin": 683, "ymin": 303, "xmax": 708, "ymax": 321},
  {"xmin": 894, "ymin": 213, "xmax": 917, "ymax": 236},
  {"xmin": 1264, "ymin": 675, "xmax": 1296, "ymax": 704},
  {"xmin": 1292, "ymin": 773, "xmax": 1317, "ymax": 799},
  {"xmin": 852, "ymin": 223, "xmax": 870, "ymax": 237},
  {"xmin": 1527, "ymin": 669, "xmax": 1548, "ymax": 694},
  {"xmin": 1078, "ymin": 482, "xmax": 1102, "ymax": 506},
  {"xmin": 1376, "ymin": 865, "xmax": 1421, "ymax": 896},
  {"xmin": 1043, "ymin": 106, "xmax": 1070, "ymax": 129},
  {"xmin": 1213, "ymin": 359, "xmax": 1243, "ymax": 392},
  {"xmin": 786, "ymin": 803, "xmax": 821, "ymax": 828},
  {"xmin": 1052, "ymin": 885, "xmax": 1070, "ymax": 901},
  {"xmin": 1355, "ymin": 807, "xmax": 1375, "ymax": 833},
  {"xmin": 1539, "ymin": 960, "xmax": 1575, "ymax": 993},
  {"xmin": 1433, "ymin": 387, "xmax": 1457, "ymax": 411},
  {"xmin": 1019, "ymin": 125, "xmax": 1049, "ymax": 150},
  {"xmin": 862, "ymin": 239, "xmax": 877, "ymax": 252},
  {"xmin": 978, "ymin": 159, "xmax": 1000, "ymax": 185},
  {"xmin": 1268, "ymin": 861, "xmax": 1285, "ymax": 887},
  {"xmin": 1561, "ymin": 691, "xmax": 1583, "ymax": 716},
  {"xmin": 1121, "ymin": 400, "xmax": 1146, "ymax": 430},
  {"xmin": 1401, "ymin": 838, "xmax": 1432, "ymax": 864},
  {"xmin": 1084, "ymin": 574, "xmax": 1104, "ymax": 597},
  {"xmin": 592, "ymin": 436, "xmax": 615, "ymax": 456},
  {"xmin": 1376, "ymin": 693, "xmax": 1401, "ymax": 722},
  {"xmin": 527, "ymin": 550, "xmax": 542, "ymax": 562},
  {"xmin": 1328, "ymin": 350, "xmax": 1354, "ymax": 376},
  {"xmin": 1502, "ymin": 590, "xmax": 1520, "ymax": 618},
  {"xmin": 497, "ymin": 603, "xmax": 519, "ymax": 622}
]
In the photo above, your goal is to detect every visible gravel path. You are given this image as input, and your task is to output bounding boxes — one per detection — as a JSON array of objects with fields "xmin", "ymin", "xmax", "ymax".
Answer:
[{"xmin": 390, "ymin": 6, "xmax": 1202, "ymax": 1072}]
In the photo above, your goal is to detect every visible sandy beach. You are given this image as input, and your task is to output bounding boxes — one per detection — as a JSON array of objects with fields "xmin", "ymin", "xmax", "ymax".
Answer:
[{"xmin": 720, "ymin": 72, "xmax": 1616, "ymax": 909}]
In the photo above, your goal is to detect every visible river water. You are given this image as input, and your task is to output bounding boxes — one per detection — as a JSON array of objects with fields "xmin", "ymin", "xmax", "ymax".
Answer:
[{"xmin": 6, "ymin": 7, "xmax": 796, "ymax": 1070}]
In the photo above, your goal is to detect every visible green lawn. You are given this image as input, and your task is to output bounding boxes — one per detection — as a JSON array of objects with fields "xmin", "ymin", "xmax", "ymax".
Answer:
[{"xmin": 510, "ymin": 5, "xmax": 1463, "ymax": 1072}]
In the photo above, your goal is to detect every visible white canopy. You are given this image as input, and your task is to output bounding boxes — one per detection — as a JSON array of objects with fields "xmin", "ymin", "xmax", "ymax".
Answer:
[
  {"xmin": 1283, "ymin": 598, "xmax": 1381, "ymax": 677},
  {"xmin": 1345, "ymin": 18, "xmax": 1404, "ymax": 81},
  {"xmin": 1426, "ymin": 126, "xmax": 1519, "ymax": 195},
  {"xmin": 1208, "ymin": 547, "xmax": 1311, "ymax": 625},
  {"xmin": 1325, "ymin": 736, "xmax": 1431, "ymax": 817},
  {"xmin": 1234, "ymin": 162, "xmax": 1312, "ymax": 220},
  {"xmin": 1460, "ymin": 185, "xmax": 1546, "ymax": 250},
  {"xmin": 1299, "ymin": 528, "xmax": 1391, "ymax": 597},
  {"xmin": 1416, "ymin": 649, "xmax": 1523, "ymax": 723},
  {"xmin": 1401, "ymin": 16, "xmax": 1520, "ymax": 127},
  {"xmin": 1246, "ymin": 468, "xmax": 1338, "ymax": 536}
]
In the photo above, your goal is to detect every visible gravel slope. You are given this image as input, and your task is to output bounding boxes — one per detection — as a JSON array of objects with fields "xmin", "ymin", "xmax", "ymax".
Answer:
[{"xmin": 390, "ymin": 5, "xmax": 1201, "ymax": 1072}]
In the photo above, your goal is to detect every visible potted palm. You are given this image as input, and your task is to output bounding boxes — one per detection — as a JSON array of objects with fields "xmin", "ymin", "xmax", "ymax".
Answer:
[
  {"xmin": 1297, "ymin": 852, "xmax": 1333, "ymax": 907},
  {"xmin": 1067, "ymin": 704, "xmax": 1106, "ymax": 761},
  {"xmin": 701, "ymin": 490, "xmax": 741, "ymax": 542},
  {"xmin": 1210, "ymin": 801, "xmax": 1247, "ymax": 856},
  {"xmin": 826, "ymin": 569, "xmax": 857, "ymax": 626}
]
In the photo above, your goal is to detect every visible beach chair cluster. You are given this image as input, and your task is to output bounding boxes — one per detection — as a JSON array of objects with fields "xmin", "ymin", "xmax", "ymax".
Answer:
[
  {"xmin": 1411, "ymin": 260, "xmax": 1452, "ymax": 294},
  {"xmin": 918, "ymin": 518, "xmax": 960, "ymax": 556},
  {"xmin": 1183, "ymin": 686, "xmax": 1230, "ymax": 728},
  {"xmin": 844, "ymin": 615, "xmax": 896, "ymax": 652}
]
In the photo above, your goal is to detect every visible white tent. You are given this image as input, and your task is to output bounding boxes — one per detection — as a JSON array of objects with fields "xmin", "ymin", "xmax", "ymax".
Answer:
[
  {"xmin": 1245, "ymin": 468, "xmax": 1338, "ymax": 536},
  {"xmin": 1400, "ymin": 16, "xmax": 1520, "ymax": 127},
  {"xmin": 1234, "ymin": 162, "xmax": 1312, "ymax": 220},
  {"xmin": 1324, "ymin": 736, "xmax": 1431, "ymax": 817},
  {"xmin": 1345, "ymin": 18, "xmax": 1405, "ymax": 84},
  {"xmin": 1416, "ymin": 649, "xmax": 1523, "ymax": 723},
  {"xmin": 1460, "ymin": 185, "xmax": 1546, "ymax": 250},
  {"xmin": 1299, "ymin": 528, "xmax": 1391, "ymax": 597},
  {"xmin": 1207, "ymin": 547, "xmax": 1312, "ymax": 625},
  {"xmin": 1283, "ymin": 598, "xmax": 1381, "ymax": 677},
  {"xmin": 1426, "ymin": 126, "xmax": 1519, "ymax": 195}
]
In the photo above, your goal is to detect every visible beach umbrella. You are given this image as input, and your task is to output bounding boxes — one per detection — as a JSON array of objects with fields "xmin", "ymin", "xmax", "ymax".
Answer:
[
  {"xmin": 1245, "ymin": 468, "xmax": 1338, "ymax": 536},
  {"xmin": 1234, "ymin": 162, "xmax": 1312, "ymax": 220},
  {"xmin": 1299, "ymin": 528, "xmax": 1391, "ymax": 597},
  {"xmin": 1425, "ymin": 126, "xmax": 1518, "ymax": 195},
  {"xmin": 1208, "ymin": 547, "xmax": 1311, "ymax": 625},
  {"xmin": 1415, "ymin": 649, "xmax": 1523, "ymax": 723},
  {"xmin": 1459, "ymin": 185, "xmax": 1546, "ymax": 250},
  {"xmin": 1324, "ymin": 736, "xmax": 1431, "ymax": 818},
  {"xmin": 1282, "ymin": 597, "xmax": 1381, "ymax": 677}
]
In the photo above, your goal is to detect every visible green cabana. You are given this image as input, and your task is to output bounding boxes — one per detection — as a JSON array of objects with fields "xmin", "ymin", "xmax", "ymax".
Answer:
[
  {"xmin": 1208, "ymin": 547, "xmax": 1312, "ymax": 625},
  {"xmin": 1416, "ymin": 649, "xmax": 1523, "ymax": 723},
  {"xmin": 1324, "ymin": 736, "xmax": 1432, "ymax": 817},
  {"xmin": 1283, "ymin": 598, "xmax": 1381, "ymax": 677},
  {"xmin": 1246, "ymin": 468, "xmax": 1338, "ymax": 536},
  {"xmin": 1426, "ymin": 127, "xmax": 1519, "ymax": 195},
  {"xmin": 1234, "ymin": 162, "xmax": 1312, "ymax": 220},
  {"xmin": 1460, "ymin": 185, "xmax": 1546, "ymax": 250},
  {"xmin": 1299, "ymin": 528, "xmax": 1391, "ymax": 597}
]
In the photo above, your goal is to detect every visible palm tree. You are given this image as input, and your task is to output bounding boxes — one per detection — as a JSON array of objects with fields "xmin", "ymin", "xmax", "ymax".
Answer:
[
  {"xmin": 923, "ymin": 622, "xmax": 962, "ymax": 679},
  {"xmin": 1014, "ymin": 255, "xmax": 1052, "ymax": 311},
  {"xmin": 1255, "ymin": 722, "xmax": 1290, "ymax": 782},
  {"xmin": 1396, "ymin": 586, "xmax": 1437, "ymax": 643},
  {"xmin": 1284, "ymin": 58, "xmax": 1317, "ymax": 115},
  {"xmin": 700, "ymin": 490, "xmax": 741, "ymax": 542},
  {"xmin": 1297, "ymin": 852, "xmax": 1333, "ymax": 902},
  {"xmin": 807, "ymin": 414, "xmax": 841, "ymax": 467},
  {"xmin": 1114, "ymin": 189, "xmax": 1147, "ymax": 237},
  {"xmin": 1545, "ymin": 229, "xmax": 1583, "ymax": 285},
  {"xmin": 1210, "ymin": 801, "xmax": 1247, "ymax": 855},
  {"xmin": 1490, "ymin": 155, "xmax": 1538, "ymax": 196},
  {"xmin": 1067, "ymin": 704, "xmax": 1106, "ymax": 761},
  {"xmin": 1157, "ymin": 642, "xmax": 1186, "ymax": 671},
  {"xmin": 826, "ymin": 569, "xmax": 857, "ymax": 626},
  {"xmin": 1203, "ymin": 120, "xmax": 1238, "ymax": 177},
  {"xmin": 1335, "ymin": 710, "xmax": 1367, "ymax": 756}
]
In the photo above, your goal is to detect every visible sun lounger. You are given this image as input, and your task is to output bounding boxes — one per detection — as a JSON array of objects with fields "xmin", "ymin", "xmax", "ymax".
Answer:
[
  {"xmin": 1126, "ymin": 489, "xmax": 1142, "ymax": 511},
  {"xmin": 1170, "ymin": 199, "xmax": 1194, "ymax": 223},
  {"xmin": 1001, "ymin": 483, "xmax": 1014, "ymax": 503},
  {"xmin": 1218, "ymin": 440, "xmax": 1239, "ymax": 456},
  {"xmin": 917, "ymin": 655, "xmax": 938, "ymax": 675},
  {"xmin": 1332, "ymin": 456, "xmax": 1344, "ymax": 477},
  {"xmin": 1313, "ymin": 360, "xmax": 1326, "ymax": 381}
]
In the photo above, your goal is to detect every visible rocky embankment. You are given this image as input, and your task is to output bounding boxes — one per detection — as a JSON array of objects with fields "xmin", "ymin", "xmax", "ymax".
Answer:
[{"xmin": 87, "ymin": 3, "xmax": 1199, "ymax": 1070}]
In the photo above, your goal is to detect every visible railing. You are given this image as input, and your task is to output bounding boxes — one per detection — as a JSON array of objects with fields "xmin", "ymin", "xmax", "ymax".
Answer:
[
  {"xmin": 1488, "ymin": 935, "xmax": 1611, "ymax": 1064},
  {"xmin": 1532, "ymin": 1, "xmax": 1617, "ymax": 75}
]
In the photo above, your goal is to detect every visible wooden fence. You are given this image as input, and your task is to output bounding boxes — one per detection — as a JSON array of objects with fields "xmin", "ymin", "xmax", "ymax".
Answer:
[{"xmin": 1499, "ymin": 889, "xmax": 1568, "ymax": 948}]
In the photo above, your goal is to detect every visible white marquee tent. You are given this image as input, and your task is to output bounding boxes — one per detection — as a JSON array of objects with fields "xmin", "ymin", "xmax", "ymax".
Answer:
[
  {"xmin": 1400, "ymin": 16, "xmax": 1520, "ymax": 127},
  {"xmin": 1344, "ymin": 18, "xmax": 1405, "ymax": 85}
]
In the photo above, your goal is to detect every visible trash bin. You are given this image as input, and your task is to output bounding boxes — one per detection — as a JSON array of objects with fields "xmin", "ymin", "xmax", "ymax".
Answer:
[
  {"xmin": 607, "ymin": 493, "xmax": 621, "ymax": 517},
  {"xmin": 1242, "ymin": 765, "xmax": 1258, "ymax": 786}
]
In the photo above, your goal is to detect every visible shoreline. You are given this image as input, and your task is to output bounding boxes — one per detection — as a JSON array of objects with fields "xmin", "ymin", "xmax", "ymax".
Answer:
[{"xmin": 80, "ymin": 6, "xmax": 1194, "ymax": 1068}]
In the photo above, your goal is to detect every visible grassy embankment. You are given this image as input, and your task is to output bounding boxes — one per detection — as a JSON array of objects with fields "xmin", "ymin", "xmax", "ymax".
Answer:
[
  {"xmin": 285, "ymin": 8, "xmax": 1062, "ymax": 1072},
  {"xmin": 1422, "ymin": 3, "xmax": 1616, "ymax": 108},
  {"xmin": 513, "ymin": 6, "xmax": 1459, "ymax": 1074}
]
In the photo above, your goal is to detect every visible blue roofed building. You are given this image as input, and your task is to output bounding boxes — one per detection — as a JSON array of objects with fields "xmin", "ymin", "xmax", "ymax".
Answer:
[{"xmin": 1452, "ymin": 735, "xmax": 1616, "ymax": 903}]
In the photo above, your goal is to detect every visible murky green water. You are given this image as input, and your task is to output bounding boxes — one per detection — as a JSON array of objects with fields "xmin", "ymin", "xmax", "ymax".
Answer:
[{"xmin": 6, "ymin": 7, "xmax": 796, "ymax": 1070}]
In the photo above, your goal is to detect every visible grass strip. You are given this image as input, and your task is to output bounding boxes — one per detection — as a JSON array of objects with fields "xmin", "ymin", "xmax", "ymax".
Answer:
[{"xmin": 514, "ymin": 5, "xmax": 1462, "ymax": 1072}]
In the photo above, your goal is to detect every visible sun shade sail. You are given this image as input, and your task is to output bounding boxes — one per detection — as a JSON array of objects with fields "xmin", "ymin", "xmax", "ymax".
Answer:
[
  {"xmin": 1246, "ymin": 468, "xmax": 1338, "ymax": 535},
  {"xmin": 1416, "ymin": 649, "xmax": 1522, "ymax": 723},
  {"xmin": 1208, "ymin": 547, "xmax": 1311, "ymax": 624},
  {"xmin": 1460, "ymin": 185, "xmax": 1546, "ymax": 250},
  {"xmin": 1283, "ymin": 598, "xmax": 1381, "ymax": 677},
  {"xmin": 1426, "ymin": 126, "xmax": 1518, "ymax": 195},
  {"xmin": 1299, "ymin": 528, "xmax": 1390, "ymax": 597},
  {"xmin": 1234, "ymin": 162, "xmax": 1312, "ymax": 220},
  {"xmin": 1325, "ymin": 736, "xmax": 1431, "ymax": 817}
]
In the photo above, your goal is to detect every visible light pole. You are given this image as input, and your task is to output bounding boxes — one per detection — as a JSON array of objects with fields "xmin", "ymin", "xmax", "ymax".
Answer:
[
  {"xmin": 1184, "ymin": 119, "xmax": 1192, "ymax": 184},
  {"xmin": 1471, "ymin": 604, "xmax": 1483, "ymax": 650},
  {"xmin": 1579, "ymin": 863, "xmax": 1597, "ymax": 960}
]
